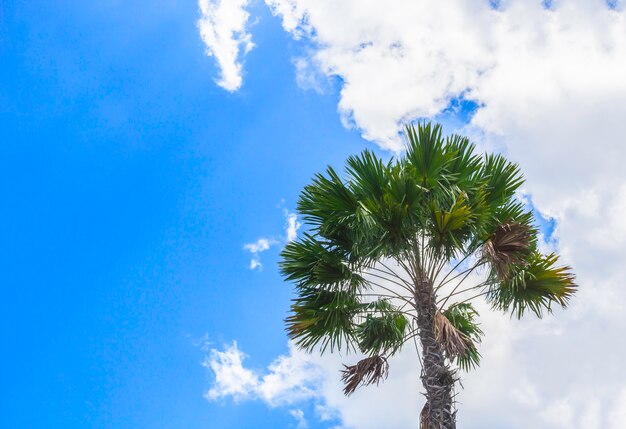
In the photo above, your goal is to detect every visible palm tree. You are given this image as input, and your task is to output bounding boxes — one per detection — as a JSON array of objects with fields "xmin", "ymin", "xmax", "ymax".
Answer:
[{"xmin": 280, "ymin": 122, "xmax": 576, "ymax": 429}]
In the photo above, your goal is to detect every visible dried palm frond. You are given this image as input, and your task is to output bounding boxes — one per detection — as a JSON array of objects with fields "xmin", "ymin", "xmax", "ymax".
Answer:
[
  {"xmin": 483, "ymin": 222, "xmax": 531, "ymax": 278},
  {"xmin": 434, "ymin": 312, "xmax": 471, "ymax": 358},
  {"xmin": 340, "ymin": 355, "xmax": 389, "ymax": 396}
]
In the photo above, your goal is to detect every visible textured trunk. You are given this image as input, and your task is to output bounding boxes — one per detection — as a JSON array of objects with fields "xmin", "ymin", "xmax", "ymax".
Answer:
[{"xmin": 415, "ymin": 280, "xmax": 456, "ymax": 429}]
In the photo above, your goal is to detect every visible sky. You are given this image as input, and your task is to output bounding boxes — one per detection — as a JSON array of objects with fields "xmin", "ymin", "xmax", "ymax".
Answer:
[{"xmin": 2, "ymin": 1, "xmax": 626, "ymax": 428}]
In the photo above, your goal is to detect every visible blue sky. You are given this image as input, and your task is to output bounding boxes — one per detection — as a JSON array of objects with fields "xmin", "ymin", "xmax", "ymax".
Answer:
[
  {"xmin": 3, "ymin": 1, "xmax": 626, "ymax": 429},
  {"xmin": 0, "ymin": 2, "xmax": 381, "ymax": 428}
]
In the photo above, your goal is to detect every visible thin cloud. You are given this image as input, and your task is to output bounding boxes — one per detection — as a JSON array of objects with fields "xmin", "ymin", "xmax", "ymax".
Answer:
[
  {"xmin": 243, "ymin": 209, "xmax": 300, "ymax": 270},
  {"xmin": 198, "ymin": 0, "xmax": 254, "ymax": 92},
  {"xmin": 284, "ymin": 210, "xmax": 301, "ymax": 242},
  {"xmin": 243, "ymin": 238, "xmax": 274, "ymax": 270}
]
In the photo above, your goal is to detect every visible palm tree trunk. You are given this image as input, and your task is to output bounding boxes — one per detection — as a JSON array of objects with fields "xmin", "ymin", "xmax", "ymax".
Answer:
[{"xmin": 415, "ymin": 281, "xmax": 456, "ymax": 429}]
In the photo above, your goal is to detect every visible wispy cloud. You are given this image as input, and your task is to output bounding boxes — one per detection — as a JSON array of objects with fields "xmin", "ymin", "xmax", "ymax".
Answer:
[
  {"xmin": 289, "ymin": 409, "xmax": 308, "ymax": 429},
  {"xmin": 284, "ymin": 209, "xmax": 301, "ymax": 242},
  {"xmin": 243, "ymin": 238, "xmax": 274, "ymax": 270},
  {"xmin": 197, "ymin": 0, "xmax": 254, "ymax": 92},
  {"xmin": 243, "ymin": 208, "xmax": 301, "ymax": 270}
]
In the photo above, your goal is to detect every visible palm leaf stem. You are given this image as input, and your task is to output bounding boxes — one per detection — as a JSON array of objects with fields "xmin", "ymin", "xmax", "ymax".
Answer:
[
  {"xmin": 360, "ymin": 293, "xmax": 415, "ymax": 308},
  {"xmin": 410, "ymin": 318, "xmax": 424, "ymax": 368},
  {"xmin": 377, "ymin": 261, "xmax": 414, "ymax": 288},
  {"xmin": 436, "ymin": 251, "xmax": 478, "ymax": 290},
  {"xmin": 399, "ymin": 330, "xmax": 423, "ymax": 350},
  {"xmin": 428, "ymin": 256, "xmax": 447, "ymax": 289},
  {"xmin": 369, "ymin": 265, "xmax": 414, "ymax": 289},
  {"xmin": 436, "ymin": 280, "xmax": 493, "ymax": 306},
  {"xmin": 359, "ymin": 278, "xmax": 414, "ymax": 304},
  {"xmin": 398, "ymin": 297, "xmax": 415, "ymax": 313},
  {"xmin": 435, "ymin": 260, "xmax": 486, "ymax": 293},
  {"xmin": 395, "ymin": 254, "xmax": 419, "ymax": 287},
  {"xmin": 438, "ymin": 264, "xmax": 484, "ymax": 311},
  {"xmin": 454, "ymin": 290, "xmax": 493, "ymax": 306},
  {"xmin": 361, "ymin": 271, "xmax": 415, "ymax": 295}
]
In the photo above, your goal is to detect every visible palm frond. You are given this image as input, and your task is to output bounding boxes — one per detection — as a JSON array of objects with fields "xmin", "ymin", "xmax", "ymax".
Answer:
[
  {"xmin": 357, "ymin": 306, "xmax": 408, "ymax": 356},
  {"xmin": 482, "ymin": 222, "xmax": 532, "ymax": 279},
  {"xmin": 285, "ymin": 288, "xmax": 362, "ymax": 353},
  {"xmin": 440, "ymin": 303, "xmax": 483, "ymax": 370},
  {"xmin": 488, "ymin": 252, "xmax": 577, "ymax": 318},
  {"xmin": 280, "ymin": 234, "xmax": 365, "ymax": 290},
  {"xmin": 428, "ymin": 193, "xmax": 474, "ymax": 259},
  {"xmin": 479, "ymin": 154, "xmax": 524, "ymax": 209},
  {"xmin": 341, "ymin": 355, "xmax": 389, "ymax": 396},
  {"xmin": 404, "ymin": 123, "xmax": 455, "ymax": 190},
  {"xmin": 435, "ymin": 311, "xmax": 471, "ymax": 358},
  {"xmin": 443, "ymin": 134, "xmax": 482, "ymax": 189},
  {"xmin": 298, "ymin": 166, "xmax": 356, "ymax": 229}
]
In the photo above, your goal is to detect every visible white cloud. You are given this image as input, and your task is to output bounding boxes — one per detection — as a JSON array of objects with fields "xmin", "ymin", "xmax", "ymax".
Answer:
[
  {"xmin": 208, "ymin": 1, "xmax": 626, "ymax": 427},
  {"xmin": 198, "ymin": 0, "xmax": 254, "ymax": 92},
  {"xmin": 293, "ymin": 57, "xmax": 326, "ymax": 93},
  {"xmin": 203, "ymin": 341, "xmax": 259, "ymax": 401},
  {"xmin": 284, "ymin": 210, "xmax": 301, "ymax": 242},
  {"xmin": 244, "ymin": 1, "xmax": 626, "ymax": 427},
  {"xmin": 609, "ymin": 389, "xmax": 626, "ymax": 429},
  {"xmin": 243, "ymin": 209, "xmax": 300, "ymax": 269},
  {"xmin": 289, "ymin": 409, "xmax": 308, "ymax": 429},
  {"xmin": 243, "ymin": 238, "xmax": 272, "ymax": 254},
  {"xmin": 204, "ymin": 341, "xmax": 325, "ymax": 406},
  {"xmin": 249, "ymin": 258, "xmax": 262, "ymax": 270},
  {"xmin": 243, "ymin": 237, "xmax": 274, "ymax": 270}
]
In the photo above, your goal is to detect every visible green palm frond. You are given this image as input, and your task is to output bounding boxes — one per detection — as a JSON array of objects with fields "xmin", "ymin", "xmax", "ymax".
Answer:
[
  {"xmin": 428, "ymin": 193, "xmax": 474, "ymax": 259},
  {"xmin": 480, "ymin": 154, "xmax": 524, "ymax": 209},
  {"xmin": 488, "ymin": 252, "xmax": 577, "ymax": 318},
  {"xmin": 405, "ymin": 123, "xmax": 456, "ymax": 190},
  {"xmin": 280, "ymin": 234, "xmax": 365, "ymax": 290},
  {"xmin": 298, "ymin": 166, "xmax": 356, "ymax": 229},
  {"xmin": 285, "ymin": 287, "xmax": 362, "ymax": 353},
  {"xmin": 357, "ymin": 302, "xmax": 408, "ymax": 356},
  {"xmin": 346, "ymin": 150, "xmax": 391, "ymax": 202},
  {"xmin": 443, "ymin": 134, "xmax": 482, "ymax": 189}
]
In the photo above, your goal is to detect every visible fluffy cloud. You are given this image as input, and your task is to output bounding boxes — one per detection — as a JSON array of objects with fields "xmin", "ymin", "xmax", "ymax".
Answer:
[
  {"xmin": 204, "ymin": 339, "xmax": 422, "ymax": 428},
  {"xmin": 197, "ymin": 0, "xmax": 254, "ymax": 91},
  {"xmin": 204, "ymin": 341, "xmax": 259, "ymax": 401},
  {"xmin": 253, "ymin": 2, "xmax": 626, "ymax": 427},
  {"xmin": 210, "ymin": 1, "xmax": 626, "ymax": 427},
  {"xmin": 204, "ymin": 341, "xmax": 328, "ymax": 427}
]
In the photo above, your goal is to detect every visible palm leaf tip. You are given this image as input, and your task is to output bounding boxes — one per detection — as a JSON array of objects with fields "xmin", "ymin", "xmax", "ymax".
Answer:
[
  {"xmin": 483, "ymin": 222, "xmax": 532, "ymax": 278},
  {"xmin": 340, "ymin": 355, "xmax": 389, "ymax": 396}
]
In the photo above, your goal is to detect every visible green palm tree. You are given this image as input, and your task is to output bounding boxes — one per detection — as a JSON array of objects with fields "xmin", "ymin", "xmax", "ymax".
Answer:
[{"xmin": 280, "ymin": 122, "xmax": 576, "ymax": 429}]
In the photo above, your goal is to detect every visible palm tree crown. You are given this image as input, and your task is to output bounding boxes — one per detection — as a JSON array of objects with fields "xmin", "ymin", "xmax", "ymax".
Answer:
[{"xmin": 279, "ymin": 122, "xmax": 576, "ymax": 426}]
